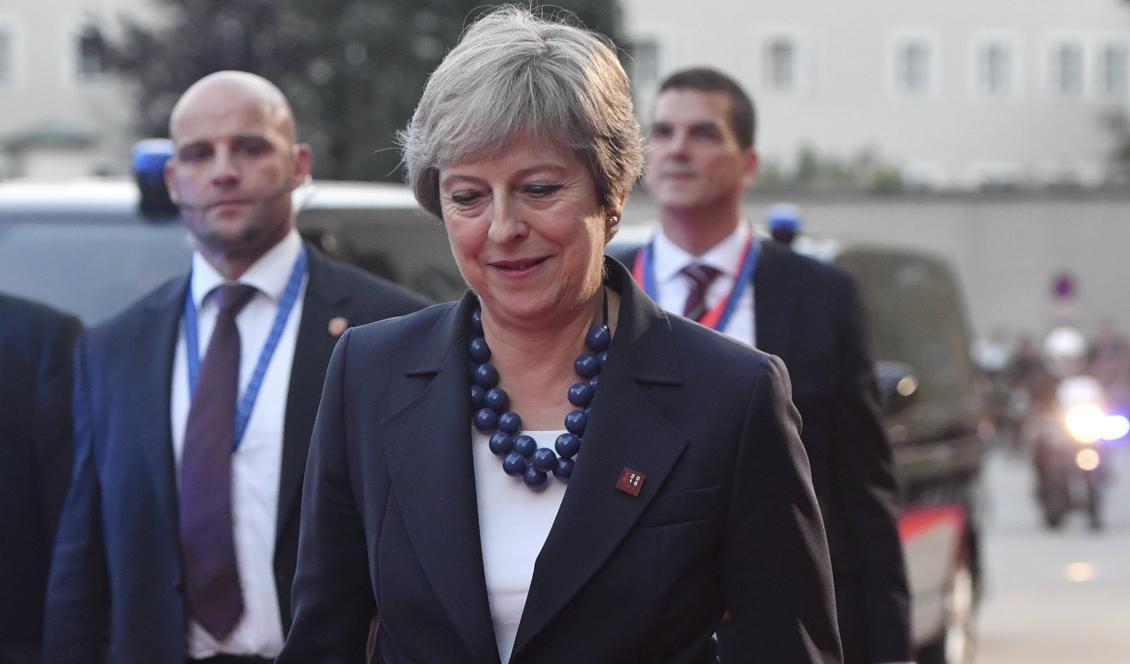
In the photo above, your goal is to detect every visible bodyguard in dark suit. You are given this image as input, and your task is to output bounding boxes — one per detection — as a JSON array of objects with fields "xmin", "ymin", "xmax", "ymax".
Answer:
[
  {"xmin": 0, "ymin": 294, "xmax": 81, "ymax": 664},
  {"xmin": 43, "ymin": 72, "xmax": 428, "ymax": 664},
  {"xmin": 624, "ymin": 67, "xmax": 911, "ymax": 663}
]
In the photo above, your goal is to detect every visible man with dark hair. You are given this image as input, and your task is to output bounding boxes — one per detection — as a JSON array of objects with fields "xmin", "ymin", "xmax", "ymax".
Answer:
[
  {"xmin": 0, "ymin": 294, "xmax": 81, "ymax": 664},
  {"xmin": 620, "ymin": 66, "xmax": 912, "ymax": 663},
  {"xmin": 44, "ymin": 71, "xmax": 429, "ymax": 663}
]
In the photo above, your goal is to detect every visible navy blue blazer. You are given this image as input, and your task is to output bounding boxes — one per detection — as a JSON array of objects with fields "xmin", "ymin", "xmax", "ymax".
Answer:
[
  {"xmin": 614, "ymin": 241, "xmax": 910, "ymax": 662},
  {"xmin": 43, "ymin": 245, "xmax": 429, "ymax": 664},
  {"xmin": 277, "ymin": 258, "xmax": 841, "ymax": 664},
  {"xmin": 0, "ymin": 294, "xmax": 81, "ymax": 647}
]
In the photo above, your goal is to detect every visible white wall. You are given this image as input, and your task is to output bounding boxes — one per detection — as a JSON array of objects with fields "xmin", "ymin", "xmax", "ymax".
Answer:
[
  {"xmin": 0, "ymin": 0, "xmax": 154, "ymax": 177},
  {"xmin": 622, "ymin": 0, "xmax": 1130, "ymax": 188}
]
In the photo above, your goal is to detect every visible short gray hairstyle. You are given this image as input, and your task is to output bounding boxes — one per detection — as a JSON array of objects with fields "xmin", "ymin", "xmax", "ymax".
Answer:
[{"xmin": 400, "ymin": 6, "xmax": 642, "ymax": 233}]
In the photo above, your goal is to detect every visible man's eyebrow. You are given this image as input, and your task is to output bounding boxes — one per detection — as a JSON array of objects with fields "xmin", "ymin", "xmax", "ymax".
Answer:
[{"xmin": 176, "ymin": 140, "xmax": 210, "ymax": 154}]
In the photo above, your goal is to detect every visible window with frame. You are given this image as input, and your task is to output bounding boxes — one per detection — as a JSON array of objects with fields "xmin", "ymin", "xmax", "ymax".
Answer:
[
  {"xmin": 629, "ymin": 39, "xmax": 659, "ymax": 91},
  {"xmin": 976, "ymin": 41, "xmax": 1013, "ymax": 96},
  {"xmin": 763, "ymin": 36, "xmax": 796, "ymax": 93},
  {"xmin": 76, "ymin": 25, "xmax": 106, "ymax": 82},
  {"xmin": 894, "ymin": 39, "xmax": 932, "ymax": 96},
  {"xmin": 1049, "ymin": 41, "xmax": 1084, "ymax": 97},
  {"xmin": 1098, "ymin": 41, "xmax": 1128, "ymax": 98},
  {"xmin": 0, "ymin": 26, "xmax": 12, "ymax": 86}
]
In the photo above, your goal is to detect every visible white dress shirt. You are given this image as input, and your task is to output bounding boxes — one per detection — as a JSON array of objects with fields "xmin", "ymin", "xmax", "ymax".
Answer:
[
  {"xmin": 651, "ymin": 223, "xmax": 756, "ymax": 347},
  {"xmin": 472, "ymin": 428, "xmax": 568, "ymax": 663},
  {"xmin": 170, "ymin": 230, "xmax": 307, "ymax": 658}
]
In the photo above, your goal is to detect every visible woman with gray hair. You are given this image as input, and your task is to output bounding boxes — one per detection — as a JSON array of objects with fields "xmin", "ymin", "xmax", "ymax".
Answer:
[{"xmin": 278, "ymin": 6, "xmax": 841, "ymax": 663}]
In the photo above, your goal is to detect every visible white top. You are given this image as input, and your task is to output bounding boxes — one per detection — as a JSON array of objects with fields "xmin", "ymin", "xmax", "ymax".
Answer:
[
  {"xmin": 170, "ymin": 230, "xmax": 307, "ymax": 658},
  {"xmin": 652, "ymin": 223, "xmax": 756, "ymax": 347},
  {"xmin": 472, "ymin": 428, "xmax": 569, "ymax": 663}
]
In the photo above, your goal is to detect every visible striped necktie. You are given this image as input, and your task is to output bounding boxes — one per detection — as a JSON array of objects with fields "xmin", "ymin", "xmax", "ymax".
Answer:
[{"xmin": 681, "ymin": 263, "xmax": 721, "ymax": 322}]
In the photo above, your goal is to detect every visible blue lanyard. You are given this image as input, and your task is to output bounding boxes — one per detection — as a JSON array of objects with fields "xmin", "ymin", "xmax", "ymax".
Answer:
[
  {"xmin": 183, "ymin": 246, "xmax": 308, "ymax": 450},
  {"xmin": 634, "ymin": 233, "xmax": 760, "ymax": 333}
]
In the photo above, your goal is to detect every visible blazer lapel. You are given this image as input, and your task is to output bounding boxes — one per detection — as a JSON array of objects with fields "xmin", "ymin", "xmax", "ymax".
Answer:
[
  {"xmin": 380, "ymin": 295, "xmax": 501, "ymax": 664},
  {"xmin": 137, "ymin": 277, "xmax": 189, "ymax": 535},
  {"xmin": 753, "ymin": 241, "xmax": 794, "ymax": 358},
  {"xmin": 511, "ymin": 260, "xmax": 689, "ymax": 658},
  {"xmin": 277, "ymin": 247, "xmax": 348, "ymax": 536}
]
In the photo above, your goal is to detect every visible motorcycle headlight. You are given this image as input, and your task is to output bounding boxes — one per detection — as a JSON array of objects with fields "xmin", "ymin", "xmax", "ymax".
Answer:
[
  {"xmin": 1102, "ymin": 414, "xmax": 1130, "ymax": 441},
  {"xmin": 1064, "ymin": 404, "xmax": 1106, "ymax": 443}
]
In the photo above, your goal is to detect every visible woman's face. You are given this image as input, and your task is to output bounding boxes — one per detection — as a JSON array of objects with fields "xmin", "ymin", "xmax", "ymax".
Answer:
[{"xmin": 439, "ymin": 135, "xmax": 607, "ymax": 328}]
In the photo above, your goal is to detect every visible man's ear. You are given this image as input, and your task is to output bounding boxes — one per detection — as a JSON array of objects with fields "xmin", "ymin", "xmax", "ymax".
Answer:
[
  {"xmin": 291, "ymin": 143, "xmax": 313, "ymax": 189},
  {"xmin": 163, "ymin": 159, "xmax": 180, "ymax": 204},
  {"xmin": 742, "ymin": 148, "xmax": 760, "ymax": 188}
]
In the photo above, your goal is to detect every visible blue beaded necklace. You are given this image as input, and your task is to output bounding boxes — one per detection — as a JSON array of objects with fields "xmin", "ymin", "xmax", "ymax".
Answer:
[{"xmin": 468, "ymin": 294, "xmax": 610, "ymax": 490}]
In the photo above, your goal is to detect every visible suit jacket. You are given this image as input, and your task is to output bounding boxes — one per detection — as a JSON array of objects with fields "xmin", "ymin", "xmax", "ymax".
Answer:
[
  {"xmin": 276, "ymin": 258, "xmax": 841, "ymax": 664},
  {"xmin": 614, "ymin": 241, "xmax": 911, "ymax": 662},
  {"xmin": 0, "ymin": 294, "xmax": 81, "ymax": 646},
  {"xmin": 43, "ymin": 245, "xmax": 430, "ymax": 664}
]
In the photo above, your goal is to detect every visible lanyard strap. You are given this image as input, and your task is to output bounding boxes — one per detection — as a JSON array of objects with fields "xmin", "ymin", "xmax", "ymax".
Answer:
[
  {"xmin": 184, "ymin": 246, "xmax": 308, "ymax": 450},
  {"xmin": 632, "ymin": 233, "xmax": 759, "ymax": 333}
]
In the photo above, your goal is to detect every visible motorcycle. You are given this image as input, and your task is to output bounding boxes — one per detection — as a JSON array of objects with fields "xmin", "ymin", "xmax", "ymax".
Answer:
[{"xmin": 1030, "ymin": 375, "xmax": 1119, "ymax": 530}]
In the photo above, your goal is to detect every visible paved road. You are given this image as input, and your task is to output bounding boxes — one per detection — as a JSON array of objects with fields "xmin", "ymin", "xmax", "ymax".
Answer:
[{"xmin": 975, "ymin": 443, "xmax": 1130, "ymax": 663}]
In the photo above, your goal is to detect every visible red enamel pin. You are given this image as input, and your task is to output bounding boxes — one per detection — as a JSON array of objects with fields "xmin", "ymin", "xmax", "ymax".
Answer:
[{"xmin": 616, "ymin": 467, "xmax": 646, "ymax": 496}]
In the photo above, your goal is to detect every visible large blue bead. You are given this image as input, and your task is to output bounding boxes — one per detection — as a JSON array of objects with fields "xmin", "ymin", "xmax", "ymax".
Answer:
[
  {"xmin": 514, "ymin": 434, "xmax": 537, "ymax": 458},
  {"xmin": 503, "ymin": 452, "xmax": 527, "ymax": 476},
  {"xmin": 567, "ymin": 382, "xmax": 594, "ymax": 407},
  {"xmin": 523, "ymin": 466, "xmax": 548, "ymax": 488},
  {"xmin": 574, "ymin": 353, "xmax": 601, "ymax": 378},
  {"xmin": 585, "ymin": 325, "xmax": 611, "ymax": 351},
  {"xmin": 472, "ymin": 363, "xmax": 499, "ymax": 388},
  {"xmin": 553, "ymin": 457, "xmax": 575, "ymax": 479},
  {"xmin": 488, "ymin": 432, "xmax": 514, "ymax": 455},
  {"xmin": 532, "ymin": 447, "xmax": 557, "ymax": 472},
  {"xmin": 484, "ymin": 387, "xmax": 509, "ymax": 411},
  {"xmin": 470, "ymin": 384, "xmax": 486, "ymax": 408},
  {"xmin": 468, "ymin": 337, "xmax": 491, "ymax": 363},
  {"xmin": 564, "ymin": 410, "xmax": 587, "ymax": 436},
  {"xmin": 470, "ymin": 308, "xmax": 483, "ymax": 333},
  {"xmin": 498, "ymin": 411, "xmax": 522, "ymax": 434},
  {"xmin": 555, "ymin": 432, "xmax": 581, "ymax": 458},
  {"xmin": 473, "ymin": 408, "xmax": 499, "ymax": 432}
]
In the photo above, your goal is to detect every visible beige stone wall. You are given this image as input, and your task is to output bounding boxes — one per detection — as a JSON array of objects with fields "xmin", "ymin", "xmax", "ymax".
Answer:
[{"xmin": 622, "ymin": 0, "xmax": 1130, "ymax": 189}]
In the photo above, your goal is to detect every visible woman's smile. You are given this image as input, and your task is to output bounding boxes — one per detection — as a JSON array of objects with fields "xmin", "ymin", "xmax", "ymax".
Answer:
[{"xmin": 487, "ymin": 255, "xmax": 552, "ymax": 279}]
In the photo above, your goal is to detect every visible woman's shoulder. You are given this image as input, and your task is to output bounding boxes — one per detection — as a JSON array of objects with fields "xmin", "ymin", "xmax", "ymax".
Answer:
[
  {"xmin": 664, "ymin": 314, "xmax": 784, "ymax": 387},
  {"xmin": 344, "ymin": 301, "xmax": 459, "ymax": 354}
]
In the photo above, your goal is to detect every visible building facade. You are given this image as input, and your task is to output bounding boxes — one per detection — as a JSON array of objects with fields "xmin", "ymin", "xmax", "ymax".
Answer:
[
  {"xmin": 622, "ymin": 0, "xmax": 1130, "ymax": 189},
  {"xmin": 0, "ymin": 0, "xmax": 150, "ymax": 178}
]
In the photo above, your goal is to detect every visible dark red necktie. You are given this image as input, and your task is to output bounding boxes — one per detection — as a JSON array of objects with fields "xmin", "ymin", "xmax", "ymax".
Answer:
[
  {"xmin": 681, "ymin": 263, "xmax": 721, "ymax": 321},
  {"xmin": 180, "ymin": 283, "xmax": 257, "ymax": 641}
]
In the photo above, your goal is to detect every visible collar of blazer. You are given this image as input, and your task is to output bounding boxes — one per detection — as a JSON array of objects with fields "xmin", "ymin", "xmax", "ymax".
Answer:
[{"xmin": 378, "ymin": 257, "xmax": 692, "ymax": 663}]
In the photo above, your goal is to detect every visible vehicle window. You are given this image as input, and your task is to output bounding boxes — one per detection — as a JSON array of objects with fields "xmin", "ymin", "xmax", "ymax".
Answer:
[
  {"xmin": 298, "ymin": 207, "xmax": 465, "ymax": 302},
  {"xmin": 0, "ymin": 220, "xmax": 191, "ymax": 324},
  {"xmin": 837, "ymin": 250, "xmax": 976, "ymax": 401}
]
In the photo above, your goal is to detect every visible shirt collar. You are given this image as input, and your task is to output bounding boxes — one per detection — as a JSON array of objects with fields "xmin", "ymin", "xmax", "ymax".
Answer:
[
  {"xmin": 190, "ymin": 229, "xmax": 302, "ymax": 308},
  {"xmin": 652, "ymin": 222, "xmax": 752, "ymax": 284}
]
